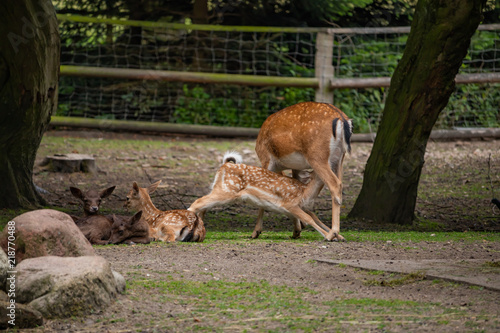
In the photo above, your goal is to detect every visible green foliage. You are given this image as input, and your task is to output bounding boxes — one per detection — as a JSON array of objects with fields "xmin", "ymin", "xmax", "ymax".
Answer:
[
  {"xmin": 438, "ymin": 83, "xmax": 500, "ymax": 128},
  {"xmin": 173, "ymin": 84, "xmax": 261, "ymax": 127},
  {"xmin": 54, "ymin": 1, "xmax": 499, "ymax": 132},
  {"xmin": 172, "ymin": 84, "xmax": 315, "ymax": 128}
]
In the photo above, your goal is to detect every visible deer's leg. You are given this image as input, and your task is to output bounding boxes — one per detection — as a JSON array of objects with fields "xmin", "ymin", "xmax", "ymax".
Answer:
[
  {"xmin": 308, "ymin": 161, "xmax": 345, "ymax": 242},
  {"xmin": 303, "ymin": 209, "xmax": 330, "ymax": 233},
  {"xmin": 251, "ymin": 208, "xmax": 265, "ymax": 239},
  {"xmin": 291, "ymin": 169, "xmax": 307, "ymax": 233},
  {"xmin": 251, "ymin": 162, "xmax": 282, "ymax": 239},
  {"xmin": 189, "ymin": 192, "xmax": 231, "ymax": 216},
  {"xmin": 92, "ymin": 238, "xmax": 110, "ymax": 245},
  {"xmin": 161, "ymin": 229, "xmax": 177, "ymax": 242},
  {"xmin": 288, "ymin": 207, "xmax": 329, "ymax": 239}
]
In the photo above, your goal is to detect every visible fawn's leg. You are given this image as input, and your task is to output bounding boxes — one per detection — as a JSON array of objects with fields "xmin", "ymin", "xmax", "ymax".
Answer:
[
  {"xmin": 288, "ymin": 207, "xmax": 329, "ymax": 240},
  {"xmin": 303, "ymin": 209, "xmax": 330, "ymax": 232}
]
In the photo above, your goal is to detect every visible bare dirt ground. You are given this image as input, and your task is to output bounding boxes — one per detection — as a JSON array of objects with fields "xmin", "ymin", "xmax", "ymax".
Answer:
[{"xmin": 17, "ymin": 130, "xmax": 500, "ymax": 332}]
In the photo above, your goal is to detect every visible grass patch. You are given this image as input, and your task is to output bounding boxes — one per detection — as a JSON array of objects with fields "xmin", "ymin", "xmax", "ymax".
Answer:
[
  {"xmin": 482, "ymin": 261, "xmax": 500, "ymax": 268},
  {"xmin": 201, "ymin": 230, "xmax": 500, "ymax": 244},
  {"xmin": 124, "ymin": 275, "xmax": 469, "ymax": 331},
  {"xmin": 364, "ymin": 272, "xmax": 427, "ymax": 287}
]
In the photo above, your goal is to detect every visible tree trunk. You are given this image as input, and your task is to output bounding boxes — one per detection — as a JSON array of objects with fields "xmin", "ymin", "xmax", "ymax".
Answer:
[
  {"xmin": 348, "ymin": 0, "xmax": 486, "ymax": 224},
  {"xmin": 0, "ymin": 0, "xmax": 60, "ymax": 209}
]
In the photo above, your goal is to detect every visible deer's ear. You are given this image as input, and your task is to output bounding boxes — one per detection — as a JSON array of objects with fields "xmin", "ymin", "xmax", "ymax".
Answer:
[
  {"xmin": 70, "ymin": 187, "xmax": 83, "ymax": 200},
  {"xmin": 148, "ymin": 180, "xmax": 161, "ymax": 194},
  {"xmin": 100, "ymin": 186, "xmax": 116, "ymax": 199},
  {"xmin": 132, "ymin": 210, "xmax": 143, "ymax": 223},
  {"xmin": 132, "ymin": 182, "xmax": 140, "ymax": 193}
]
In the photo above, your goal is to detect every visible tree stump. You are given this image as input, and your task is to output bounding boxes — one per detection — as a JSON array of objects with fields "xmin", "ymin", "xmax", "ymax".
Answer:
[{"xmin": 40, "ymin": 154, "xmax": 97, "ymax": 173}]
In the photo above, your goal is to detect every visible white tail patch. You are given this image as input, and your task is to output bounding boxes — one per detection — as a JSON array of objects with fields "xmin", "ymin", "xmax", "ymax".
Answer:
[{"xmin": 223, "ymin": 151, "xmax": 243, "ymax": 164}]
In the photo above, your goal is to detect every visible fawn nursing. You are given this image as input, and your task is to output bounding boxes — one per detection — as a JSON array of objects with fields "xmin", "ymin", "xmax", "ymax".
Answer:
[
  {"xmin": 189, "ymin": 102, "xmax": 352, "ymax": 241},
  {"xmin": 124, "ymin": 180, "xmax": 206, "ymax": 242},
  {"xmin": 189, "ymin": 151, "xmax": 332, "ymax": 240}
]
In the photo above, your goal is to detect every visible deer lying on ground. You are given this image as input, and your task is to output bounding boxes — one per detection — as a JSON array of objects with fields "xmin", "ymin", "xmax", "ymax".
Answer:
[
  {"xmin": 188, "ymin": 151, "xmax": 332, "ymax": 240},
  {"xmin": 108, "ymin": 211, "xmax": 151, "ymax": 245},
  {"xmin": 254, "ymin": 102, "xmax": 352, "ymax": 241},
  {"xmin": 124, "ymin": 181, "xmax": 206, "ymax": 242},
  {"xmin": 69, "ymin": 185, "xmax": 117, "ymax": 245},
  {"xmin": 70, "ymin": 186, "xmax": 116, "ymax": 216}
]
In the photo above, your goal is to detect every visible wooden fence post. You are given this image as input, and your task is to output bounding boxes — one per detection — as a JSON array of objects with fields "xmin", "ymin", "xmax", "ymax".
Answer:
[{"xmin": 315, "ymin": 32, "xmax": 334, "ymax": 103}]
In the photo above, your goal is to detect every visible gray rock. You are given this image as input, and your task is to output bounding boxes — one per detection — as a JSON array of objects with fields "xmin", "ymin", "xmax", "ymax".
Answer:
[
  {"xmin": 0, "ymin": 209, "xmax": 95, "ymax": 264},
  {"xmin": 0, "ymin": 248, "xmax": 8, "ymax": 290},
  {"xmin": 112, "ymin": 270, "xmax": 126, "ymax": 294},
  {"xmin": 16, "ymin": 255, "xmax": 118, "ymax": 318},
  {"xmin": 0, "ymin": 300, "xmax": 43, "ymax": 329}
]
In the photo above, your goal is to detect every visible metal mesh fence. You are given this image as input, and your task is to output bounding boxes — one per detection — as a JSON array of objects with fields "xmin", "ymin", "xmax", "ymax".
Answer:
[{"xmin": 57, "ymin": 16, "xmax": 500, "ymax": 132}]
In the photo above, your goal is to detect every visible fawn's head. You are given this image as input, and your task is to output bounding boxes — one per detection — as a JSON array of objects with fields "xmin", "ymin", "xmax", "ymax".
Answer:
[
  {"xmin": 70, "ymin": 186, "xmax": 116, "ymax": 215},
  {"xmin": 124, "ymin": 180, "xmax": 161, "ymax": 211},
  {"xmin": 108, "ymin": 211, "xmax": 144, "ymax": 244}
]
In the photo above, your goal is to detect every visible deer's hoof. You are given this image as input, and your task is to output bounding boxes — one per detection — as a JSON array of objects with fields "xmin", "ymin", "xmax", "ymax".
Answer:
[
  {"xmin": 325, "ymin": 232, "xmax": 345, "ymax": 242},
  {"xmin": 251, "ymin": 231, "xmax": 261, "ymax": 239}
]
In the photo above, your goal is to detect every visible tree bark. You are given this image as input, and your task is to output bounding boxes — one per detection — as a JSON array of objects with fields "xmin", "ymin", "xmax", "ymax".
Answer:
[
  {"xmin": 0, "ymin": 0, "xmax": 60, "ymax": 209},
  {"xmin": 348, "ymin": 0, "xmax": 486, "ymax": 224}
]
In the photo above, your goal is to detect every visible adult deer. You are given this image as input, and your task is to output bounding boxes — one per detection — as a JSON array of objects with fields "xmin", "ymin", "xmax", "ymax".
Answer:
[{"xmin": 254, "ymin": 102, "xmax": 352, "ymax": 241}]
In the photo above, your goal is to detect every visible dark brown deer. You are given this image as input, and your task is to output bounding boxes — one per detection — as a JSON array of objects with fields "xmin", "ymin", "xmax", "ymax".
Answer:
[
  {"xmin": 73, "ymin": 214, "xmax": 113, "ymax": 245},
  {"xmin": 108, "ymin": 211, "xmax": 150, "ymax": 245},
  {"xmin": 69, "ymin": 185, "xmax": 116, "ymax": 245},
  {"xmin": 70, "ymin": 186, "xmax": 116, "ymax": 216},
  {"xmin": 254, "ymin": 102, "xmax": 352, "ymax": 241}
]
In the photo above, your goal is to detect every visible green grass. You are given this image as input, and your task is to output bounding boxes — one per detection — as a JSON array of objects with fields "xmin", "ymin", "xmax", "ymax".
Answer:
[
  {"xmin": 123, "ymin": 275, "xmax": 469, "ymax": 331},
  {"xmin": 202, "ymin": 231, "xmax": 500, "ymax": 244}
]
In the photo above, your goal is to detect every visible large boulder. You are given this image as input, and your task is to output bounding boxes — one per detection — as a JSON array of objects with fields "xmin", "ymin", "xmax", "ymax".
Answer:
[
  {"xmin": 16, "ymin": 255, "xmax": 123, "ymax": 318},
  {"xmin": 0, "ymin": 248, "xmax": 8, "ymax": 290},
  {"xmin": 0, "ymin": 209, "xmax": 95, "ymax": 263}
]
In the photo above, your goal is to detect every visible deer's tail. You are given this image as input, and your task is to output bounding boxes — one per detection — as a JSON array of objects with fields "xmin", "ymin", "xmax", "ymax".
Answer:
[
  {"xmin": 223, "ymin": 151, "xmax": 243, "ymax": 164},
  {"xmin": 332, "ymin": 117, "xmax": 353, "ymax": 154},
  {"xmin": 180, "ymin": 214, "xmax": 204, "ymax": 242}
]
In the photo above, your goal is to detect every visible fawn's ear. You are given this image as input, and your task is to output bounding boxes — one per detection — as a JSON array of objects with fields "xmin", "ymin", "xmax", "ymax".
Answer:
[
  {"xmin": 70, "ymin": 187, "xmax": 83, "ymax": 200},
  {"xmin": 148, "ymin": 180, "xmax": 161, "ymax": 194},
  {"xmin": 132, "ymin": 182, "xmax": 140, "ymax": 193},
  {"xmin": 132, "ymin": 210, "xmax": 143, "ymax": 223},
  {"xmin": 100, "ymin": 186, "xmax": 116, "ymax": 199}
]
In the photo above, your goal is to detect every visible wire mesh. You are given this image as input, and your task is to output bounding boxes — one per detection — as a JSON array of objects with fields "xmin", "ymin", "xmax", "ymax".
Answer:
[{"xmin": 57, "ymin": 18, "xmax": 500, "ymax": 132}]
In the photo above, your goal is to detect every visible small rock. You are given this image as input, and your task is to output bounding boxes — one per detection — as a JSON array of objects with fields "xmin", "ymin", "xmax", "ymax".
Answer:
[{"xmin": 112, "ymin": 270, "xmax": 126, "ymax": 294}]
